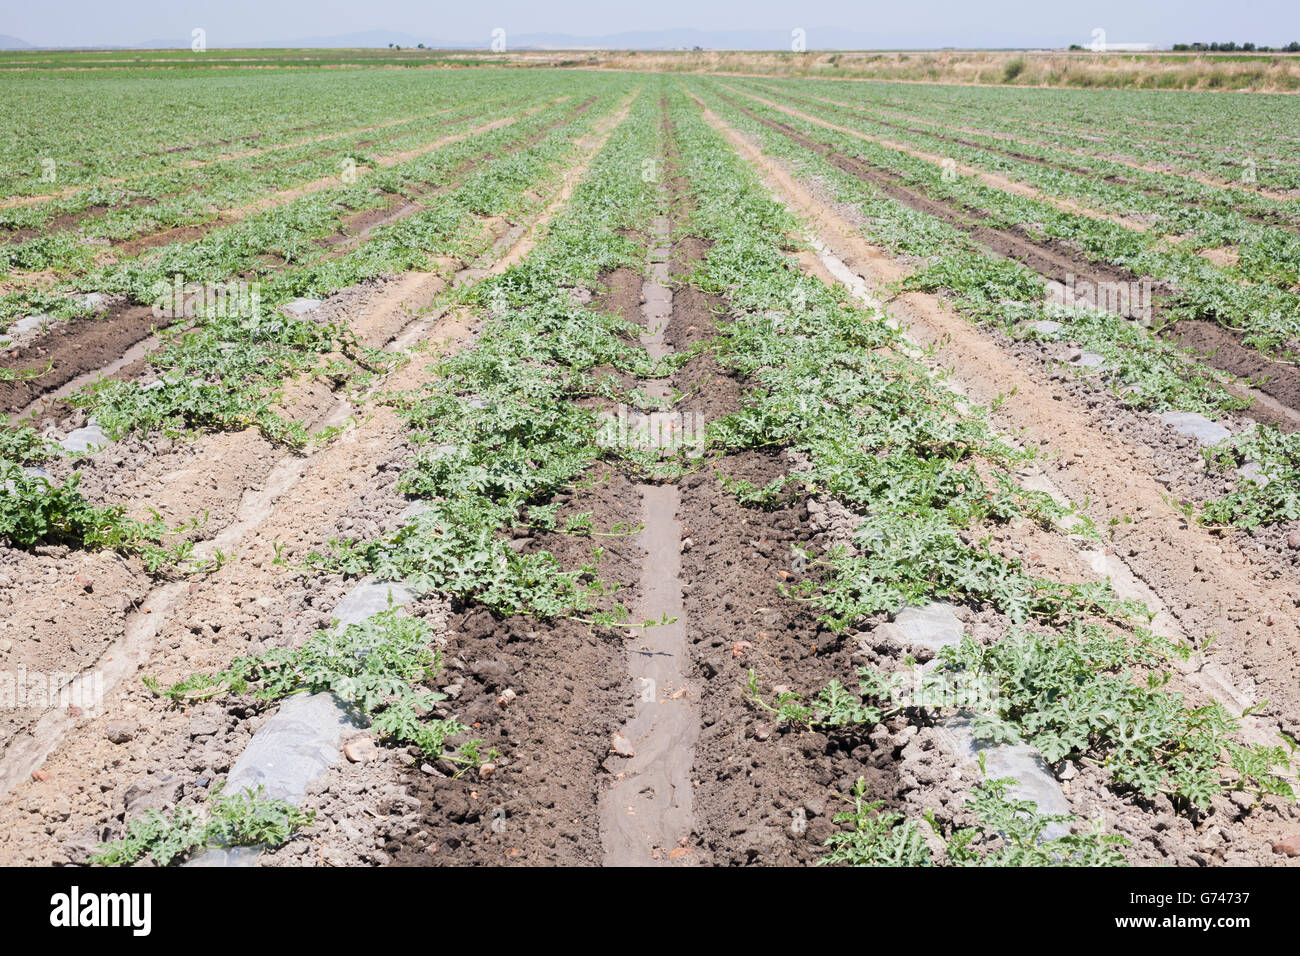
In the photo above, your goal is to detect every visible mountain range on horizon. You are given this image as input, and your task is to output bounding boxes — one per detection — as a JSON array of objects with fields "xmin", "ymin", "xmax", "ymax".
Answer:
[{"xmin": 0, "ymin": 26, "xmax": 1118, "ymax": 52}]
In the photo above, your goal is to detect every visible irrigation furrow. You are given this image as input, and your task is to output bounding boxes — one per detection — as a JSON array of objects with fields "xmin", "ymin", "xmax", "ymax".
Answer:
[
  {"xmin": 0, "ymin": 97, "xmax": 603, "ymax": 419},
  {"xmin": 696, "ymin": 97, "xmax": 1300, "ymax": 809},
  {"xmin": 0, "ymin": 97, "xmax": 639, "ymax": 811},
  {"xmin": 597, "ymin": 167, "xmax": 698, "ymax": 865},
  {"xmin": 702, "ymin": 86, "xmax": 1300, "ymax": 431},
  {"xmin": 741, "ymin": 82, "xmax": 1300, "ymax": 226}
]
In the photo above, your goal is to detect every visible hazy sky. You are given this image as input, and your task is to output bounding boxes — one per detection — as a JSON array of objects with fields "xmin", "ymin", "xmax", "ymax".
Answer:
[{"xmin": 5, "ymin": 0, "xmax": 1299, "ymax": 48}]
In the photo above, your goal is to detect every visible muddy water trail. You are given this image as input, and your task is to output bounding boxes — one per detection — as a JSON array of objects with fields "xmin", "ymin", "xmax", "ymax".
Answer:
[{"xmin": 599, "ymin": 196, "xmax": 699, "ymax": 866}]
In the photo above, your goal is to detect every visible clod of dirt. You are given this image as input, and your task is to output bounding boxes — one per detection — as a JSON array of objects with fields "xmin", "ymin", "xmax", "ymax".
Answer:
[
  {"xmin": 1274, "ymin": 834, "xmax": 1300, "ymax": 857},
  {"xmin": 344, "ymin": 738, "xmax": 378, "ymax": 763},
  {"xmin": 105, "ymin": 721, "xmax": 137, "ymax": 745}
]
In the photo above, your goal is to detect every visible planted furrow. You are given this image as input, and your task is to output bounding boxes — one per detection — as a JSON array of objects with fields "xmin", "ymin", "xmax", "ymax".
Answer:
[
  {"xmin": 0, "ymin": 96, "xmax": 607, "ymax": 419},
  {"xmin": 4, "ymin": 56, "xmax": 1300, "ymax": 880},
  {"xmin": 0, "ymin": 89, "xmax": 642, "ymax": 808},
  {"xmin": 696, "ymin": 83, "xmax": 1300, "ymax": 443},
  {"xmin": 738, "ymin": 80, "xmax": 1300, "ymax": 233},
  {"xmin": 664, "ymin": 87, "xmax": 1298, "ymax": 866}
]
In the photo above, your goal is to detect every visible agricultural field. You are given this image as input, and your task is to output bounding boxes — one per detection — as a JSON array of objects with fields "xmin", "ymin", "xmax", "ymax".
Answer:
[{"xmin": 2, "ymin": 54, "xmax": 1300, "ymax": 875}]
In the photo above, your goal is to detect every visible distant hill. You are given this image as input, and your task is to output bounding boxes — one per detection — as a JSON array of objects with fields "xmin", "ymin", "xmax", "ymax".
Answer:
[
  {"xmin": 497, "ymin": 28, "xmax": 1088, "ymax": 50},
  {"xmin": 9, "ymin": 27, "xmax": 1159, "ymax": 53},
  {"xmin": 508, "ymin": 28, "xmax": 827, "ymax": 50},
  {"xmin": 25, "ymin": 26, "xmax": 1067, "ymax": 52},
  {"xmin": 260, "ymin": 28, "xmax": 951, "ymax": 51},
  {"xmin": 130, "ymin": 30, "xmax": 446, "ymax": 50}
]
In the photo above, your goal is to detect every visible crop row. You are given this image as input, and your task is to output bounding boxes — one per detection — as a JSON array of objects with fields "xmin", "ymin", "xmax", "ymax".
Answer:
[
  {"xmin": 790, "ymin": 79, "xmax": 1300, "ymax": 190},
  {"xmin": 1, "ymin": 88, "xmax": 631, "ymax": 569},
  {"xmin": 666, "ymin": 86, "xmax": 1294, "ymax": 862},
  {"xmin": 0, "ymin": 92, "xmax": 610, "ymax": 327},
  {"xmin": 738, "ymin": 79, "xmax": 1300, "ymax": 250},
  {"xmin": 692, "ymin": 82, "xmax": 1300, "ymax": 531},
  {"xmin": 92, "ymin": 85, "xmax": 668, "ymax": 864},
  {"xmin": 706, "ymin": 81, "xmax": 1300, "ymax": 357},
  {"xmin": 696, "ymin": 83, "xmax": 1246, "ymax": 415},
  {"xmin": 0, "ymin": 91, "xmax": 525, "ymax": 240},
  {"xmin": 0, "ymin": 70, "xmax": 577, "ymax": 199}
]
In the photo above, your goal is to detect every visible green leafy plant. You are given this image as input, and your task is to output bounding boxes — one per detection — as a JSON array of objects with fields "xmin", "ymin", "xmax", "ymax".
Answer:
[
  {"xmin": 820, "ymin": 777, "xmax": 1130, "ymax": 867},
  {"xmin": 1202, "ymin": 426, "xmax": 1300, "ymax": 528},
  {"xmin": 0, "ymin": 464, "xmax": 193, "ymax": 569},
  {"xmin": 671, "ymin": 91, "xmax": 1294, "ymax": 818},
  {"xmin": 91, "ymin": 784, "xmax": 314, "ymax": 866},
  {"xmin": 146, "ymin": 608, "xmax": 488, "ymax": 768}
]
